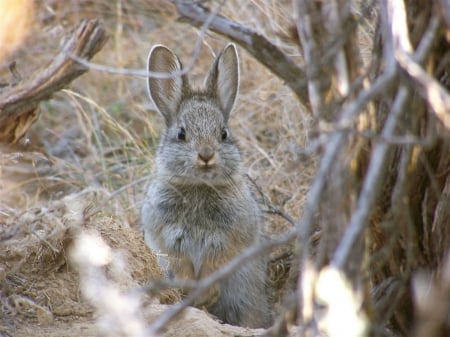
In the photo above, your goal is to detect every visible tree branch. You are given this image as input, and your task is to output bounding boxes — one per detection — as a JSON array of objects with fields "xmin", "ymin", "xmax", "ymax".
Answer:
[
  {"xmin": 396, "ymin": 51, "xmax": 450, "ymax": 129},
  {"xmin": 173, "ymin": 0, "xmax": 309, "ymax": 105},
  {"xmin": 0, "ymin": 19, "xmax": 108, "ymax": 144},
  {"xmin": 295, "ymin": 0, "xmax": 330, "ymax": 116}
]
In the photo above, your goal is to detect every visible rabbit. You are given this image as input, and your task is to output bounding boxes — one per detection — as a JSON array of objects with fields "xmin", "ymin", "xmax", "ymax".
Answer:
[{"xmin": 141, "ymin": 43, "xmax": 272, "ymax": 328}]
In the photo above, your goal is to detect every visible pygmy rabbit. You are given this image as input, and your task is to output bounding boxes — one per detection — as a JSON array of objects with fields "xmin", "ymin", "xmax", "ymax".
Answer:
[{"xmin": 141, "ymin": 43, "xmax": 272, "ymax": 328}]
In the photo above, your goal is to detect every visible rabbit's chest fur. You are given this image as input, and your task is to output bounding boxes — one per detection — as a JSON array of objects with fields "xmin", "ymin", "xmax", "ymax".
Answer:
[{"xmin": 143, "ymin": 180, "xmax": 260, "ymax": 277}]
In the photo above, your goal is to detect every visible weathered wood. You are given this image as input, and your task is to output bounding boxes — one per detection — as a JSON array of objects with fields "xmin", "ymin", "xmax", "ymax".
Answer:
[{"xmin": 0, "ymin": 19, "xmax": 108, "ymax": 144}]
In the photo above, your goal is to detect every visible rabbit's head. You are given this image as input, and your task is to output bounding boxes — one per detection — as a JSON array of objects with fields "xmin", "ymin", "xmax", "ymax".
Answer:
[{"xmin": 147, "ymin": 44, "xmax": 242, "ymax": 186}]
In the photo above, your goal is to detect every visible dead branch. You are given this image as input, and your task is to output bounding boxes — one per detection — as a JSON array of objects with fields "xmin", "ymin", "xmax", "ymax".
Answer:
[
  {"xmin": 295, "ymin": 0, "xmax": 330, "ymax": 117},
  {"xmin": 172, "ymin": 0, "xmax": 309, "ymax": 105},
  {"xmin": 332, "ymin": 0, "xmax": 441, "ymax": 270},
  {"xmin": 396, "ymin": 51, "xmax": 450, "ymax": 129},
  {"xmin": 390, "ymin": 4, "xmax": 450, "ymax": 129},
  {"xmin": 0, "ymin": 19, "xmax": 108, "ymax": 144}
]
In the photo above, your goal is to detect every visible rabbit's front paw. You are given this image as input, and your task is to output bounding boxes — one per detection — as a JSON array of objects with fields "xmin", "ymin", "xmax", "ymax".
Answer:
[{"xmin": 193, "ymin": 283, "xmax": 221, "ymax": 309}]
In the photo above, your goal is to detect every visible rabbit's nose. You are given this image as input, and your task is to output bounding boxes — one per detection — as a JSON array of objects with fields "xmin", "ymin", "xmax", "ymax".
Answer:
[{"xmin": 198, "ymin": 146, "xmax": 216, "ymax": 166}]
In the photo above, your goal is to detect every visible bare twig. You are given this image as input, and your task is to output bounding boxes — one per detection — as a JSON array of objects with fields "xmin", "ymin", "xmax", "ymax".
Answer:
[
  {"xmin": 0, "ymin": 19, "xmax": 108, "ymax": 144},
  {"xmin": 326, "ymin": 0, "xmax": 352, "ymax": 97},
  {"xmin": 247, "ymin": 174, "xmax": 298, "ymax": 229},
  {"xmin": 390, "ymin": 6, "xmax": 443, "ymax": 102},
  {"xmin": 295, "ymin": 0, "xmax": 366, "ymax": 118},
  {"xmin": 173, "ymin": 0, "xmax": 309, "ymax": 105},
  {"xmin": 295, "ymin": 0, "xmax": 328, "ymax": 116},
  {"xmin": 396, "ymin": 50, "xmax": 450, "ymax": 129},
  {"xmin": 265, "ymin": 205, "xmax": 298, "ymax": 229},
  {"xmin": 66, "ymin": 55, "xmax": 172, "ymax": 78}
]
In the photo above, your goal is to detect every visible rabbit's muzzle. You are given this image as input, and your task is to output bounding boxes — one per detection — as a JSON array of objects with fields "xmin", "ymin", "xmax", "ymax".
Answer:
[{"xmin": 196, "ymin": 144, "xmax": 216, "ymax": 168}]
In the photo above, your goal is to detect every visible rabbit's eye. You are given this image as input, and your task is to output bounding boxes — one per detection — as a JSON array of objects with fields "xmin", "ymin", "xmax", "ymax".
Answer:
[
  {"xmin": 178, "ymin": 127, "xmax": 186, "ymax": 141},
  {"xmin": 221, "ymin": 128, "xmax": 228, "ymax": 141}
]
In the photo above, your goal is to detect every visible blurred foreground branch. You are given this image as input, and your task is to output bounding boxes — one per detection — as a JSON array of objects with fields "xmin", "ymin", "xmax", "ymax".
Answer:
[
  {"xmin": 0, "ymin": 19, "xmax": 108, "ymax": 144},
  {"xmin": 332, "ymin": 0, "xmax": 439, "ymax": 270}
]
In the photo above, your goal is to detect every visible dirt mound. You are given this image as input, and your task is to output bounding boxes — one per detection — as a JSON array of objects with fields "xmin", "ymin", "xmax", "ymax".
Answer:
[
  {"xmin": 0, "ymin": 190, "xmax": 181, "ymax": 335},
  {"xmin": 11, "ymin": 305, "xmax": 269, "ymax": 337}
]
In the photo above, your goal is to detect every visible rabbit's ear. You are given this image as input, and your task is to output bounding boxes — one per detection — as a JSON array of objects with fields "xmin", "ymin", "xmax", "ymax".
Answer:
[
  {"xmin": 205, "ymin": 43, "xmax": 239, "ymax": 122},
  {"xmin": 147, "ymin": 45, "xmax": 187, "ymax": 126}
]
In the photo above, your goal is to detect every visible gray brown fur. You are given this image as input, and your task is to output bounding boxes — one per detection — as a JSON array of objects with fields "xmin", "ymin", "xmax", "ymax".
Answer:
[{"xmin": 141, "ymin": 43, "xmax": 272, "ymax": 328}]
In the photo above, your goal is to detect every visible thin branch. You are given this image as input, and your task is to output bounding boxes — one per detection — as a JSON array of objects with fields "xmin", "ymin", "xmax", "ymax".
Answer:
[
  {"xmin": 396, "ymin": 51, "xmax": 450, "ymax": 129},
  {"xmin": 172, "ymin": 0, "xmax": 309, "ymax": 105},
  {"xmin": 66, "ymin": 55, "xmax": 172, "ymax": 78},
  {"xmin": 265, "ymin": 205, "xmax": 298, "ymax": 229},
  {"xmin": 295, "ymin": 0, "xmax": 368, "ymax": 117},
  {"xmin": 390, "ymin": 5, "xmax": 446, "ymax": 126},
  {"xmin": 247, "ymin": 174, "xmax": 298, "ymax": 228},
  {"xmin": 295, "ymin": 0, "xmax": 327, "ymax": 116}
]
